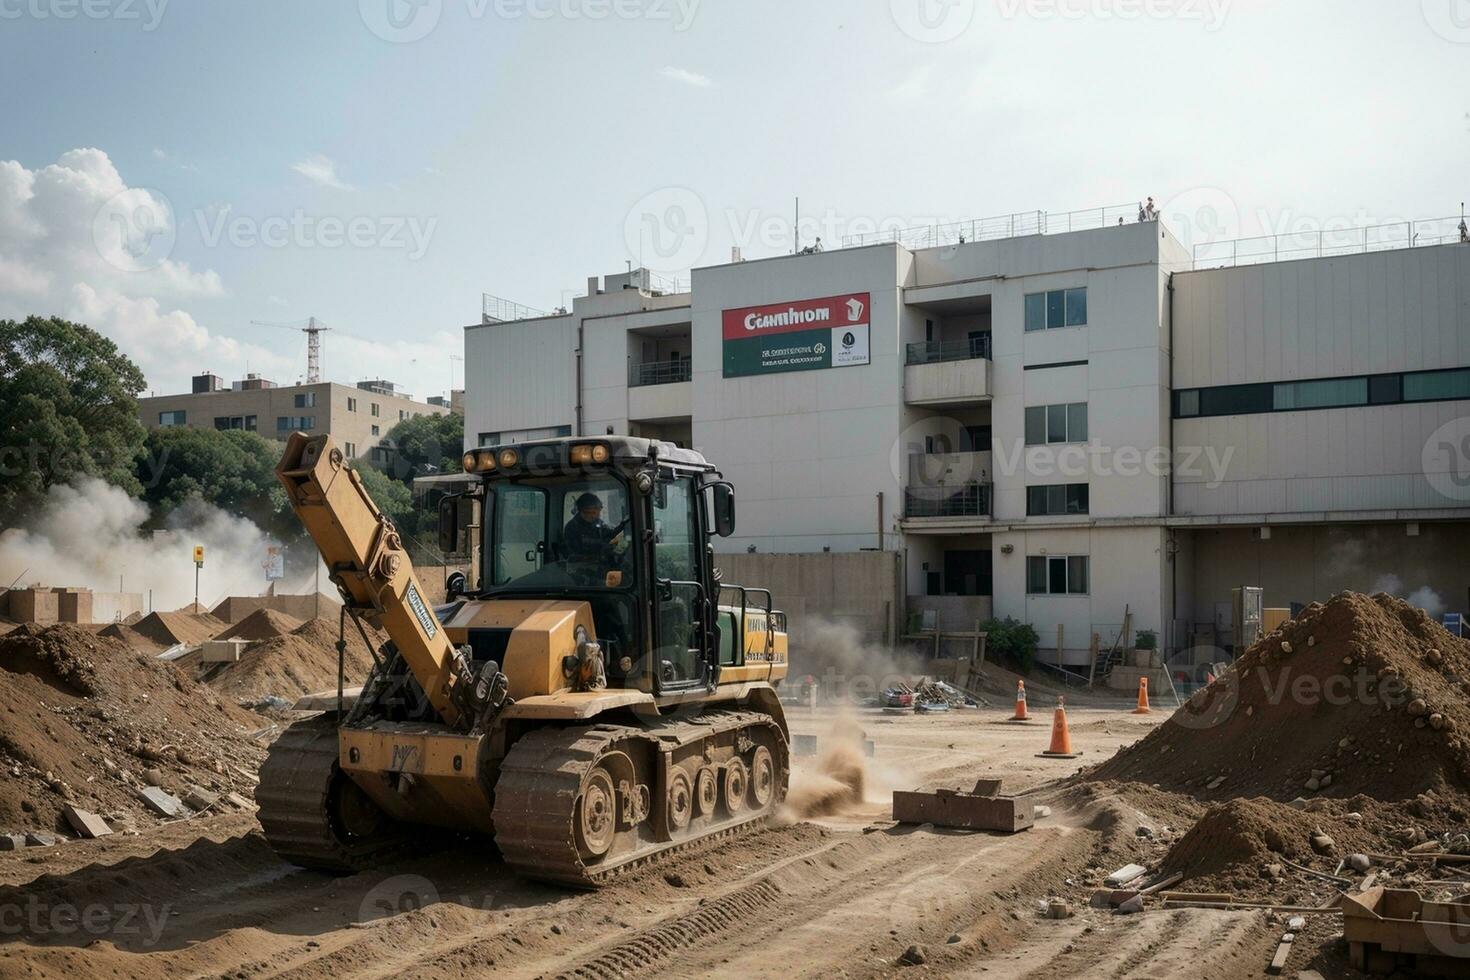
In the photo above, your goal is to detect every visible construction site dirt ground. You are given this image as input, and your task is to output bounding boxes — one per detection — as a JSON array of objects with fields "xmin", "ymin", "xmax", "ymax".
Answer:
[{"xmin": 1, "ymin": 701, "xmax": 1316, "ymax": 980}]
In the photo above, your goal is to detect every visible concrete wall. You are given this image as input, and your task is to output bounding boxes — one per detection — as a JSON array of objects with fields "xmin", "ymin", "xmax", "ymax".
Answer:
[
  {"xmin": 715, "ymin": 550, "xmax": 902, "ymax": 652},
  {"xmin": 1183, "ymin": 521, "xmax": 1470, "ymax": 626},
  {"xmin": 1172, "ymin": 244, "xmax": 1470, "ymax": 516}
]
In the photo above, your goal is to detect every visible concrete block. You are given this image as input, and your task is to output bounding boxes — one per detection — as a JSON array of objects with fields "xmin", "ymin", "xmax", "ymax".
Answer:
[
  {"xmin": 225, "ymin": 792, "xmax": 255, "ymax": 810},
  {"xmin": 0, "ymin": 833, "xmax": 26, "ymax": 851},
  {"xmin": 62, "ymin": 805, "xmax": 112, "ymax": 838},
  {"xmin": 201, "ymin": 639, "xmax": 250, "ymax": 664},
  {"xmin": 54, "ymin": 589, "xmax": 93, "ymax": 625},
  {"xmin": 893, "ymin": 784, "xmax": 1034, "ymax": 833},
  {"xmin": 183, "ymin": 785, "xmax": 220, "ymax": 811},
  {"xmin": 24, "ymin": 832, "xmax": 57, "ymax": 847},
  {"xmin": 137, "ymin": 786, "xmax": 186, "ymax": 818},
  {"xmin": 9, "ymin": 588, "xmax": 59, "ymax": 624}
]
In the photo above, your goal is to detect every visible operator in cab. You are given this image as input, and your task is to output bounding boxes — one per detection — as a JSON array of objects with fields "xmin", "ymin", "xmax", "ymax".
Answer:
[{"xmin": 562, "ymin": 492, "xmax": 625, "ymax": 563}]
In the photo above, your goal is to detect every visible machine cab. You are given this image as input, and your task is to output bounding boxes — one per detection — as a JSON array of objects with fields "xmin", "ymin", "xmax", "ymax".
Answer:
[{"xmin": 441, "ymin": 437, "xmax": 735, "ymax": 697}]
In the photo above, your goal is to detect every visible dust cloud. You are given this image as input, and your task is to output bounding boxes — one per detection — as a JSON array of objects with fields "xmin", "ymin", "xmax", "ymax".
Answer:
[
  {"xmin": 1372, "ymin": 574, "xmax": 1447, "ymax": 618},
  {"xmin": 793, "ymin": 617, "xmax": 924, "ymax": 704},
  {"xmin": 0, "ymin": 477, "xmax": 324, "ymax": 611},
  {"xmin": 781, "ymin": 715, "xmax": 885, "ymax": 822}
]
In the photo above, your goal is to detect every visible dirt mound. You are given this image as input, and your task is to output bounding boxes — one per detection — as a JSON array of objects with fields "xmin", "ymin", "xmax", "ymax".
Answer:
[
  {"xmin": 213, "ymin": 608, "xmax": 302, "ymax": 642},
  {"xmin": 0, "ymin": 624, "xmax": 266, "ymax": 836},
  {"xmin": 204, "ymin": 617, "xmax": 385, "ymax": 701},
  {"xmin": 1089, "ymin": 592, "xmax": 1470, "ymax": 804},
  {"xmin": 131, "ymin": 610, "xmax": 227, "ymax": 647},
  {"xmin": 99, "ymin": 622, "xmax": 165, "ymax": 650},
  {"xmin": 173, "ymin": 602, "xmax": 209, "ymax": 615}
]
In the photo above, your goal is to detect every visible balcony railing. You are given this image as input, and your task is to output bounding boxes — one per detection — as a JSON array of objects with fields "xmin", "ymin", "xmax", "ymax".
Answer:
[
  {"xmin": 629, "ymin": 359, "xmax": 692, "ymax": 387},
  {"xmin": 904, "ymin": 482, "xmax": 994, "ymax": 519},
  {"xmin": 906, "ymin": 334, "xmax": 991, "ymax": 365}
]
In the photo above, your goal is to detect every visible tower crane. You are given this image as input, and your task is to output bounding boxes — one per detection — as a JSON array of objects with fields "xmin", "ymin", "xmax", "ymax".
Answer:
[{"xmin": 251, "ymin": 317, "xmax": 331, "ymax": 383}]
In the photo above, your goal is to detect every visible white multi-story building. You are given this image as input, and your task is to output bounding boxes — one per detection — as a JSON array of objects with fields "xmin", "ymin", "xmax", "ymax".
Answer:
[{"xmin": 463, "ymin": 214, "xmax": 1470, "ymax": 666}]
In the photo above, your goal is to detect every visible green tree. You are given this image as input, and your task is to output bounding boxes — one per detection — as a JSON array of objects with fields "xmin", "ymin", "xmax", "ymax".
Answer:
[
  {"xmin": 0, "ymin": 316, "xmax": 147, "ymax": 519},
  {"xmin": 136, "ymin": 426, "xmax": 293, "ymax": 535},
  {"xmin": 382, "ymin": 411, "xmax": 463, "ymax": 485}
]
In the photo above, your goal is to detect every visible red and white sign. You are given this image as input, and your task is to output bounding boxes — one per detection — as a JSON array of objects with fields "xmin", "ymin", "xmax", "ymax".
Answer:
[{"xmin": 721, "ymin": 292, "xmax": 870, "ymax": 341}]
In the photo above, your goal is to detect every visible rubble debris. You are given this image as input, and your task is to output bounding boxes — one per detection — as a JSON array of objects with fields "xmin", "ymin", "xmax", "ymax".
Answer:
[
  {"xmin": 0, "ymin": 833, "xmax": 25, "ymax": 851},
  {"xmin": 1105, "ymin": 864, "xmax": 1148, "ymax": 887},
  {"xmin": 137, "ymin": 787, "xmax": 186, "ymax": 818},
  {"xmin": 61, "ymin": 805, "xmax": 112, "ymax": 838}
]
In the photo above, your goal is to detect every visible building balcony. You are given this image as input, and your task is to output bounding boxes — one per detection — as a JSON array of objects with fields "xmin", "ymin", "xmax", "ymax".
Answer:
[
  {"xmin": 904, "ymin": 339, "xmax": 991, "ymax": 407},
  {"xmin": 629, "ymin": 359, "xmax": 692, "ymax": 387},
  {"xmin": 903, "ymin": 482, "xmax": 994, "ymax": 520},
  {"xmin": 909, "ymin": 451, "xmax": 992, "ymax": 488}
]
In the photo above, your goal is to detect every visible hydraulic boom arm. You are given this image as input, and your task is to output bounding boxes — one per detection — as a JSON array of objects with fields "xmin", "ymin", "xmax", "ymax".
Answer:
[{"xmin": 276, "ymin": 433, "xmax": 467, "ymax": 728}]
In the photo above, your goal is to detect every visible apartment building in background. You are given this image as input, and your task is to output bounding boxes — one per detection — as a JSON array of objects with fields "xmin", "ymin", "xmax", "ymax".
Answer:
[{"xmin": 138, "ymin": 374, "xmax": 451, "ymax": 465}]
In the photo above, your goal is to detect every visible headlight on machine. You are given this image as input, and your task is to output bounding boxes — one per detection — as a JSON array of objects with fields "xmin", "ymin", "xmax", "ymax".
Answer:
[{"xmin": 498, "ymin": 448, "xmax": 519, "ymax": 469}]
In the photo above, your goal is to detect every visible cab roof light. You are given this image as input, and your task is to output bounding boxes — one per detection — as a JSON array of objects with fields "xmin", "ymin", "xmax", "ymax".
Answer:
[
  {"xmin": 462, "ymin": 450, "xmax": 496, "ymax": 474},
  {"xmin": 497, "ymin": 448, "xmax": 519, "ymax": 469}
]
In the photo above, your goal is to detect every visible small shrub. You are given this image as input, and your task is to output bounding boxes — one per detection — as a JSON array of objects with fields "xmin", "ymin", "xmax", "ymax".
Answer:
[
  {"xmin": 1135, "ymin": 628, "xmax": 1158, "ymax": 650},
  {"xmin": 980, "ymin": 617, "xmax": 1040, "ymax": 671}
]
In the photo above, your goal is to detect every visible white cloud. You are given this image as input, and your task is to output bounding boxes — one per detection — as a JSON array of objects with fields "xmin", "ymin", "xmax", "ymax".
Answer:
[
  {"xmin": 291, "ymin": 153, "xmax": 352, "ymax": 190},
  {"xmin": 659, "ymin": 66, "xmax": 712, "ymax": 87},
  {"xmin": 0, "ymin": 148, "xmax": 289, "ymax": 395}
]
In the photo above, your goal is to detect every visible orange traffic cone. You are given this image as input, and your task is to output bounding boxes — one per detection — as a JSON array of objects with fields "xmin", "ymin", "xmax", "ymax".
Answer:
[
  {"xmin": 1009, "ymin": 680, "xmax": 1030, "ymax": 722},
  {"xmin": 1037, "ymin": 696, "xmax": 1080, "ymax": 759},
  {"xmin": 1132, "ymin": 677, "xmax": 1151, "ymax": 714}
]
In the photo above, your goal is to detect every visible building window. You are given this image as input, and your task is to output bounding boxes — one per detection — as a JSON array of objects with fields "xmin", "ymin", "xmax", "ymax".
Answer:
[
  {"xmin": 1175, "ymin": 367, "xmax": 1470, "ymax": 420},
  {"xmin": 294, "ymin": 392, "xmax": 316, "ymax": 408},
  {"xmin": 214, "ymin": 417, "xmax": 230, "ymax": 431},
  {"xmin": 1024, "ymin": 287, "xmax": 1087, "ymax": 332},
  {"xmin": 347, "ymin": 397, "xmax": 358, "ymax": 412},
  {"xmin": 479, "ymin": 432, "xmax": 500, "ymax": 447},
  {"xmin": 371, "ymin": 424, "xmax": 380, "ymax": 436},
  {"xmin": 1026, "ymin": 483, "xmax": 1089, "ymax": 516},
  {"xmin": 1026, "ymin": 555, "xmax": 1089, "ymax": 595},
  {"xmin": 214, "ymin": 415, "xmax": 255, "ymax": 431},
  {"xmin": 1024, "ymin": 403, "xmax": 1088, "ymax": 445},
  {"xmin": 371, "ymin": 403, "xmax": 380, "ymax": 417},
  {"xmin": 277, "ymin": 416, "xmax": 315, "ymax": 432},
  {"xmin": 158, "ymin": 410, "xmax": 186, "ymax": 426},
  {"xmin": 1405, "ymin": 368, "xmax": 1470, "ymax": 402},
  {"xmin": 344, "ymin": 442, "xmax": 356, "ymax": 458},
  {"xmin": 245, "ymin": 415, "xmax": 257, "ymax": 431}
]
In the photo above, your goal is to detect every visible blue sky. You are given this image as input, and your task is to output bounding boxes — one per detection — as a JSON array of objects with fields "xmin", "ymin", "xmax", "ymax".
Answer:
[{"xmin": 2, "ymin": 0, "xmax": 1467, "ymax": 399}]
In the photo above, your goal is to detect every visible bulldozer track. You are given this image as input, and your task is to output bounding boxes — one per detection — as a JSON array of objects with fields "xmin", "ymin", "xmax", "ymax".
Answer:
[
  {"xmin": 493, "ymin": 709, "xmax": 787, "ymax": 888},
  {"xmin": 256, "ymin": 716, "xmax": 406, "ymax": 872},
  {"xmin": 556, "ymin": 878, "xmax": 785, "ymax": 979}
]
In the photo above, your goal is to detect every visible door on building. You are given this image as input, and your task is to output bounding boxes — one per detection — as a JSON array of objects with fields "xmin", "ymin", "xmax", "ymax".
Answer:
[{"xmin": 943, "ymin": 550, "xmax": 992, "ymax": 596}]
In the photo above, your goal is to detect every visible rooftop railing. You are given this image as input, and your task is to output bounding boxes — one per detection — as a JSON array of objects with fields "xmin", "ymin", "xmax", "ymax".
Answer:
[
  {"xmin": 1190, "ymin": 215, "xmax": 1469, "ymax": 270},
  {"xmin": 840, "ymin": 203, "xmax": 1140, "ymax": 250}
]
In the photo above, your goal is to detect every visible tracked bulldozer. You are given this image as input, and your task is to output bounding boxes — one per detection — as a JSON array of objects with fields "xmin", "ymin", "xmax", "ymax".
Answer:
[{"xmin": 256, "ymin": 434, "xmax": 790, "ymax": 886}]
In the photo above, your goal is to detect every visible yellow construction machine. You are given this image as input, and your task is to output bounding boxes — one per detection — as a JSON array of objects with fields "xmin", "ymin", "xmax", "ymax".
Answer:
[{"xmin": 257, "ymin": 433, "xmax": 790, "ymax": 886}]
